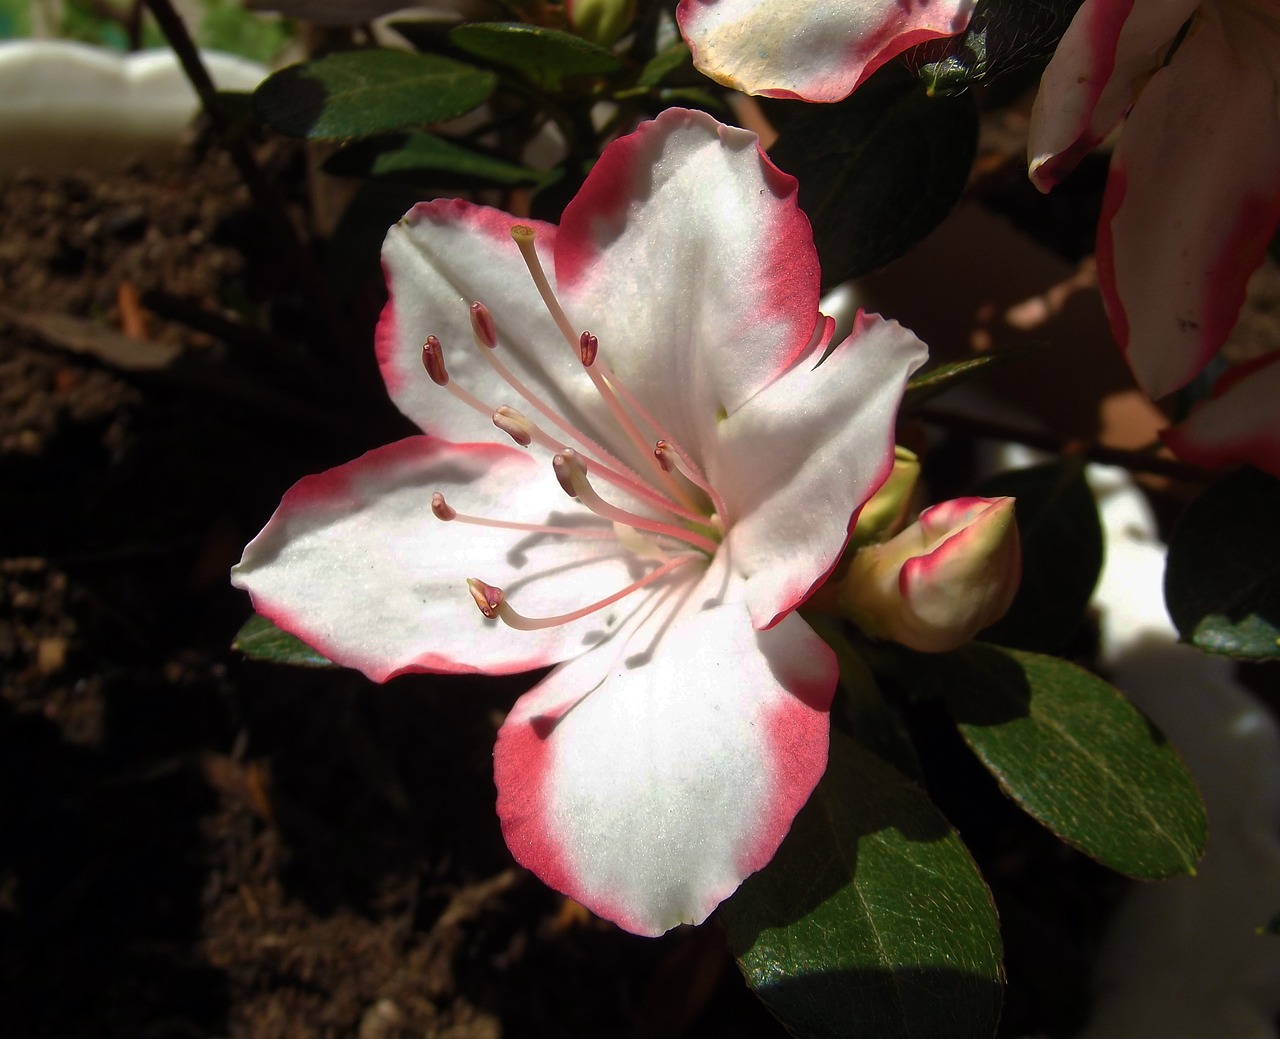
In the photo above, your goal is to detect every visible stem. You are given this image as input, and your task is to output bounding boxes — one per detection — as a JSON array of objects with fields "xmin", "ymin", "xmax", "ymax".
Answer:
[{"xmin": 916, "ymin": 407, "xmax": 1213, "ymax": 483}]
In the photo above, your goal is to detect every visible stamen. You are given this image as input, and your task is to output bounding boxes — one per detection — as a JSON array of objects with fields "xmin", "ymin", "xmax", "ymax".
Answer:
[
  {"xmin": 467, "ymin": 578, "xmax": 504, "ymax": 619},
  {"xmin": 431, "ymin": 491, "xmax": 616, "ymax": 539},
  {"xmin": 579, "ymin": 331, "xmax": 598, "ymax": 367},
  {"xmin": 552, "ymin": 451, "xmax": 719, "ymax": 555},
  {"xmin": 422, "ymin": 335, "xmax": 450, "ymax": 386},
  {"xmin": 470, "ymin": 301, "xmax": 497, "ymax": 349},
  {"xmin": 493, "ymin": 405, "xmax": 534, "ymax": 447},
  {"xmin": 476, "ymin": 553, "xmax": 701, "ymax": 631},
  {"xmin": 431, "ymin": 492, "xmax": 457, "ymax": 520},
  {"xmin": 653, "ymin": 439, "xmax": 728, "ymax": 521}
]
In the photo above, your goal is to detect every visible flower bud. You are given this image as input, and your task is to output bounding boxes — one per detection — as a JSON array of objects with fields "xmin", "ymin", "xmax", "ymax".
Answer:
[
  {"xmin": 851, "ymin": 446, "xmax": 920, "ymax": 546},
  {"xmin": 566, "ymin": 0, "xmax": 635, "ymax": 47},
  {"xmin": 840, "ymin": 496, "xmax": 1021, "ymax": 653}
]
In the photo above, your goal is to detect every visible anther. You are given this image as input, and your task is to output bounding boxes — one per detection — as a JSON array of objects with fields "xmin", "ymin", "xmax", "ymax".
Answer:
[
  {"xmin": 654, "ymin": 440, "xmax": 675, "ymax": 472},
  {"xmin": 553, "ymin": 449, "xmax": 586, "ymax": 498},
  {"xmin": 470, "ymin": 301, "xmax": 497, "ymax": 349},
  {"xmin": 466, "ymin": 578, "xmax": 504, "ymax": 619},
  {"xmin": 493, "ymin": 405, "xmax": 535, "ymax": 448},
  {"xmin": 422, "ymin": 335, "xmax": 449, "ymax": 386},
  {"xmin": 431, "ymin": 492, "xmax": 457, "ymax": 521},
  {"xmin": 579, "ymin": 331, "xmax": 599, "ymax": 367}
]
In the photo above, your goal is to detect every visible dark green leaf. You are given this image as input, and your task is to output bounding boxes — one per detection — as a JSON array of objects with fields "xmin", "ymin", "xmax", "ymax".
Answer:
[
  {"xmin": 901, "ymin": 353, "xmax": 1010, "ymax": 413},
  {"xmin": 925, "ymin": 643, "xmax": 1206, "ymax": 879},
  {"xmin": 1165, "ymin": 467, "xmax": 1280, "ymax": 660},
  {"xmin": 769, "ymin": 63, "xmax": 977, "ymax": 287},
  {"xmin": 720, "ymin": 733, "xmax": 1003, "ymax": 1039},
  {"xmin": 253, "ymin": 50, "xmax": 496, "ymax": 140},
  {"xmin": 906, "ymin": 0, "xmax": 1085, "ymax": 93},
  {"xmin": 972, "ymin": 460, "xmax": 1103, "ymax": 653},
  {"xmin": 233, "ymin": 614, "xmax": 334, "ymax": 668},
  {"xmin": 323, "ymin": 132, "xmax": 542, "ymax": 186},
  {"xmin": 636, "ymin": 39, "xmax": 691, "ymax": 88},
  {"xmin": 449, "ymin": 22, "xmax": 623, "ymax": 90}
]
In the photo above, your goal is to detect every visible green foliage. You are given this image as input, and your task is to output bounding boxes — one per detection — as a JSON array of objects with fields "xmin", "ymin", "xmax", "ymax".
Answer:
[
  {"xmin": 449, "ymin": 22, "xmax": 624, "ymax": 91},
  {"xmin": 907, "ymin": 0, "xmax": 1085, "ymax": 93},
  {"xmin": 324, "ymin": 132, "xmax": 542, "ymax": 186},
  {"xmin": 769, "ymin": 64, "xmax": 977, "ymax": 287},
  {"xmin": 914, "ymin": 643, "xmax": 1207, "ymax": 879},
  {"xmin": 1165, "ymin": 467, "xmax": 1280, "ymax": 660},
  {"xmin": 253, "ymin": 51, "xmax": 497, "ymax": 140},
  {"xmin": 900, "ymin": 354, "xmax": 1010, "ymax": 413},
  {"xmin": 199, "ymin": 0, "xmax": 292, "ymax": 65},
  {"xmin": 233, "ymin": 614, "xmax": 334, "ymax": 668},
  {"xmin": 971, "ymin": 461, "xmax": 1103, "ymax": 653},
  {"xmin": 720, "ymin": 733, "xmax": 1003, "ymax": 1039}
]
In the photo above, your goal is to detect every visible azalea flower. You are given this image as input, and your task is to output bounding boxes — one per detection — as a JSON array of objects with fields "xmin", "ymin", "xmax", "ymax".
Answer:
[
  {"xmin": 232, "ymin": 108, "xmax": 928, "ymax": 936},
  {"xmin": 1028, "ymin": 0, "xmax": 1280, "ymax": 410},
  {"xmin": 676, "ymin": 0, "xmax": 975, "ymax": 101}
]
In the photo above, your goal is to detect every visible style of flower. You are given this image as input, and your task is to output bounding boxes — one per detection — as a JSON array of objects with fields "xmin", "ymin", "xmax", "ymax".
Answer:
[
  {"xmin": 1028, "ymin": 0, "xmax": 1280, "ymax": 468},
  {"xmin": 676, "ymin": 0, "xmax": 975, "ymax": 101},
  {"xmin": 232, "ymin": 109, "xmax": 928, "ymax": 936}
]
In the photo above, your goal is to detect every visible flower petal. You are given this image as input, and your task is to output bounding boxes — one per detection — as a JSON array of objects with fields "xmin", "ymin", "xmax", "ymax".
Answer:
[
  {"xmin": 1097, "ymin": 7, "xmax": 1280, "ymax": 398},
  {"xmin": 676, "ymin": 0, "xmax": 974, "ymax": 102},
  {"xmin": 714, "ymin": 310, "xmax": 928, "ymax": 629},
  {"xmin": 1162, "ymin": 351, "xmax": 1280, "ymax": 479},
  {"xmin": 1028, "ymin": 0, "xmax": 1198, "ymax": 190},
  {"xmin": 378, "ymin": 203, "xmax": 608, "ymax": 446},
  {"xmin": 494, "ymin": 559, "xmax": 836, "ymax": 936},
  {"xmin": 232, "ymin": 436, "xmax": 670, "ymax": 681},
  {"xmin": 554, "ymin": 108, "xmax": 826, "ymax": 460}
]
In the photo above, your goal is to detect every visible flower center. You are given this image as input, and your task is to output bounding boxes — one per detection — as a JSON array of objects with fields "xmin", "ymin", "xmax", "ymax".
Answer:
[{"xmin": 423, "ymin": 223, "xmax": 726, "ymax": 631}]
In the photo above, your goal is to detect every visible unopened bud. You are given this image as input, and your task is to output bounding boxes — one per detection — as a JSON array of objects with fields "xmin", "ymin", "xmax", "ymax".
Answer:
[
  {"xmin": 852, "ymin": 446, "xmax": 920, "ymax": 546},
  {"xmin": 566, "ymin": 0, "xmax": 635, "ymax": 46},
  {"xmin": 839, "ymin": 496, "xmax": 1021, "ymax": 653}
]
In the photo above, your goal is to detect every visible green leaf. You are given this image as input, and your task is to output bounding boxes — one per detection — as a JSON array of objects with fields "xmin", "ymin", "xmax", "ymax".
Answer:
[
  {"xmin": 906, "ymin": 0, "xmax": 1085, "ymax": 93},
  {"xmin": 636, "ymin": 39, "xmax": 691, "ymax": 88},
  {"xmin": 769, "ymin": 63, "xmax": 977, "ymax": 287},
  {"xmin": 971, "ymin": 460, "xmax": 1103, "ymax": 653},
  {"xmin": 449, "ymin": 22, "xmax": 623, "ymax": 90},
  {"xmin": 720, "ymin": 733, "xmax": 1003, "ymax": 1039},
  {"xmin": 901, "ymin": 353, "xmax": 1010, "ymax": 413},
  {"xmin": 323, "ymin": 132, "xmax": 542, "ymax": 186},
  {"xmin": 253, "ymin": 50, "xmax": 497, "ymax": 140},
  {"xmin": 233, "ymin": 614, "xmax": 334, "ymax": 668},
  {"xmin": 925, "ymin": 643, "xmax": 1206, "ymax": 879},
  {"xmin": 1165, "ymin": 467, "xmax": 1280, "ymax": 661}
]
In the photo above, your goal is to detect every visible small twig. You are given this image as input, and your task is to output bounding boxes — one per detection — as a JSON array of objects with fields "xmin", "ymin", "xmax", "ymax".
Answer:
[
  {"xmin": 917, "ymin": 407, "xmax": 1215, "ymax": 483},
  {"xmin": 142, "ymin": 0, "xmax": 354, "ymax": 361}
]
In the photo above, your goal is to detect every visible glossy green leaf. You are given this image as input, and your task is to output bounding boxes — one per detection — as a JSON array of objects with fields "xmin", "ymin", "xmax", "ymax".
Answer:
[
  {"xmin": 449, "ymin": 22, "xmax": 623, "ymax": 90},
  {"xmin": 720, "ymin": 733, "xmax": 1003, "ymax": 1039},
  {"xmin": 323, "ymin": 132, "xmax": 541, "ymax": 185},
  {"xmin": 636, "ymin": 39, "xmax": 691, "ymax": 88},
  {"xmin": 901, "ymin": 354, "xmax": 1010, "ymax": 413},
  {"xmin": 253, "ymin": 51, "xmax": 496, "ymax": 140},
  {"xmin": 906, "ymin": 0, "xmax": 1084, "ymax": 93},
  {"xmin": 926, "ymin": 643, "xmax": 1206, "ymax": 879},
  {"xmin": 1165, "ymin": 467, "xmax": 1280, "ymax": 660},
  {"xmin": 233, "ymin": 614, "xmax": 334, "ymax": 668},
  {"xmin": 972, "ymin": 461, "xmax": 1103, "ymax": 653}
]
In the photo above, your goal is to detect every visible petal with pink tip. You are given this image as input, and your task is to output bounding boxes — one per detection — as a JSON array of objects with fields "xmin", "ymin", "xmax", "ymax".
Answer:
[
  {"xmin": 714, "ymin": 310, "xmax": 928, "ymax": 630},
  {"xmin": 554, "ymin": 108, "xmax": 826, "ymax": 462},
  {"xmin": 232, "ymin": 436, "xmax": 676, "ymax": 681},
  {"xmin": 1028, "ymin": 0, "xmax": 1199, "ymax": 190},
  {"xmin": 1098, "ymin": 7, "xmax": 1280, "ymax": 399},
  {"xmin": 494, "ymin": 559, "xmax": 835, "ymax": 936},
  {"xmin": 1162, "ymin": 351, "xmax": 1280, "ymax": 479},
  {"xmin": 676, "ymin": 0, "xmax": 974, "ymax": 102}
]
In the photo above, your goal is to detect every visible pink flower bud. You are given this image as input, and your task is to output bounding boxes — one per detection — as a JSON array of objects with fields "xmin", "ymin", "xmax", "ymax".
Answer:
[{"xmin": 841, "ymin": 496, "xmax": 1021, "ymax": 653}]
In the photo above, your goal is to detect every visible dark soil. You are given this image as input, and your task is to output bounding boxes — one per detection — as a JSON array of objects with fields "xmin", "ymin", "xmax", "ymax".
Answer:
[{"xmin": 0, "ymin": 140, "xmax": 790, "ymax": 1039}]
